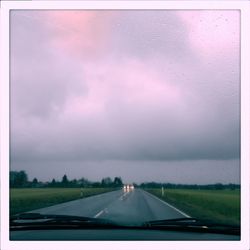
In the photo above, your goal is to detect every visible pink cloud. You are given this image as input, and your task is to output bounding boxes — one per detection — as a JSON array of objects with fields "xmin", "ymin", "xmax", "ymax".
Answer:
[
  {"xmin": 44, "ymin": 11, "xmax": 115, "ymax": 58},
  {"xmin": 178, "ymin": 11, "xmax": 240, "ymax": 60},
  {"xmin": 63, "ymin": 58, "xmax": 181, "ymax": 118}
]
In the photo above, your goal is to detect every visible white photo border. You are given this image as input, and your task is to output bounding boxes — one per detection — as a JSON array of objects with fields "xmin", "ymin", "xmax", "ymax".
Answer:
[{"xmin": 1, "ymin": 1, "xmax": 250, "ymax": 250}]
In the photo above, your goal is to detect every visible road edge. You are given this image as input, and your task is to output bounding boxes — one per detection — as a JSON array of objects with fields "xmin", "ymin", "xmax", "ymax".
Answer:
[{"xmin": 140, "ymin": 189, "xmax": 191, "ymax": 218}]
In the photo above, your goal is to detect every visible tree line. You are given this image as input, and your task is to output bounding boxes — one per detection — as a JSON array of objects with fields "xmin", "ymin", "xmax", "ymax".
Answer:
[
  {"xmin": 10, "ymin": 170, "xmax": 240, "ymax": 190},
  {"xmin": 10, "ymin": 170, "xmax": 123, "ymax": 188},
  {"xmin": 140, "ymin": 182, "xmax": 240, "ymax": 190}
]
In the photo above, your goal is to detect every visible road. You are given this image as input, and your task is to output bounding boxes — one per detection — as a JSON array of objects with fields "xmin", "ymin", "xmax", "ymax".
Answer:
[{"xmin": 30, "ymin": 189, "xmax": 189, "ymax": 224}]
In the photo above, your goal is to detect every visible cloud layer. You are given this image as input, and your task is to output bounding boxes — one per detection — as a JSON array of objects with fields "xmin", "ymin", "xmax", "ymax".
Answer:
[{"xmin": 10, "ymin": 10, "xmax": 240, "ymax": 182}]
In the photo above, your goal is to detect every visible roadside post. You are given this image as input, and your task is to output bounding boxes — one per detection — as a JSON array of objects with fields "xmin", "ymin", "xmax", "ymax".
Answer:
[
  {"xmin": 161, "ymin": 186, "xmax": 164, "ymax": 197},
  {"xmin": 80, "ymin": 188, "xmax": 83, "ymax": 198}
]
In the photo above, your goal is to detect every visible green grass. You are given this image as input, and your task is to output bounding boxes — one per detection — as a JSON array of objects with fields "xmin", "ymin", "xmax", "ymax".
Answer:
[
  {"xmin": 146, "ymin": 188, "xmax": 240, "ymax": 226},
  {"xmin": 10, "ymin": 188, "xmax": 116, "ymax": 216}
]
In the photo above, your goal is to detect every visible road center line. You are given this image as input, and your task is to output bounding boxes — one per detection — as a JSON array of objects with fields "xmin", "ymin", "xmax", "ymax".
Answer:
[
  {"xmin": 119, "ymin": 191, "xmax": 129, "ymax": 200},
  {"xmin": 95, "ymin": 190, "xmax": 130, "ymax": 218},
  {"xmin": 94, "ymin": 208, "xmax": 109, "ymax": 218},
  {"xmin": 142, "ymin": 189, "xmax": 190, "ymax": 218},
  {"xmin": 94, "ymin": 210, "xmax": 104, "ymax": 218}
]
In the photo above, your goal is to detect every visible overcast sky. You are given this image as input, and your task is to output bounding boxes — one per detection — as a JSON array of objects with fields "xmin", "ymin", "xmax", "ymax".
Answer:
[{"xmin": 10, "ymin": 10, "xmax": 240, "ymax": 184}]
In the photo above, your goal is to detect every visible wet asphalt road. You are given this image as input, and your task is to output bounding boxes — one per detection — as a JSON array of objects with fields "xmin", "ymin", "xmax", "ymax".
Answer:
[{"xmin": 30, "ymin": 189, "xmax": 189, "ymax": 224}]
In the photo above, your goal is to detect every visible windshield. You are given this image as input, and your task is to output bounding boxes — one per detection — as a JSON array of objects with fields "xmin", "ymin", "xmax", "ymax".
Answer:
[{"xmin": 10, "ymin": 9, "xmax": 240, "ymax": 240}]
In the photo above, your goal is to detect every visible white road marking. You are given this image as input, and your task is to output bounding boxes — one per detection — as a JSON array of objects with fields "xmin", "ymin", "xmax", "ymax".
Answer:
[
  {"xmin": 94, "ymin": 190, "xmax": 126, "ymax": 217},
  {"xmin": 119, "ymin": 191, "xmax": 130, "ymax": 200},
  {"xmin": 142, "ymin": 189, "xmax": 191, "ymax": 218},
  {"xmin": 94, "ymin": 210, "xmax": 104, "ymax": 218},
  {"xmin": 94, "ymin": 208, "xmax": 109, "ymax": 218}
]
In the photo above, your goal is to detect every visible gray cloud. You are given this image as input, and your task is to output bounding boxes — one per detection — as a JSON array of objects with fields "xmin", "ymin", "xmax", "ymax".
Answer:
[
  {"xmin": 109, "ymin": 11, "xmax": 192, "ymax": 61},
  {"xmin": 11, "ymin": 159, "xmax": 240, "ymax": 184},
  {"xmin": 10, "ymin": 10, "xmax": 240, "ymax": 183},
  {"xmin": 11, "ymin": 11, "xmax": 87, "ymax": 119}
]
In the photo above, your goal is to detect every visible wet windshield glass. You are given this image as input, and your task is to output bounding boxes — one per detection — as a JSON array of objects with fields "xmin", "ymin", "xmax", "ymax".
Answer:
[{"xmin": 10, "ymin": 9, "xmax": 240, "ymax": 236}]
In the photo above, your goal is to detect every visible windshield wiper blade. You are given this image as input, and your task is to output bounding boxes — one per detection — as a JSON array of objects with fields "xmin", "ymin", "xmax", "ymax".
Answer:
[
  {"xmin": 144, "ymin": 217, "xmax": 199, "ymax": 226},
  {"xmin": 10, "ymin": 213, "xmax": 118, "ymax": 230},
  {"xmin": 11, "ymin": 213, "xmax": 97, "ymax": 222},
  {"xmin": 10, "ymin": 213, "xmax": 240, "ymax": 235},
  {"xmin": 143, "ymin": 217, "xmax": 240, "ymax": 235}
]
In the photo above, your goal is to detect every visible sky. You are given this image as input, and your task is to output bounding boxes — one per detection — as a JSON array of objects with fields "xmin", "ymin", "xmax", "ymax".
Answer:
[{"xmin": 10, "ymin": 10, "xmax": 240, "ymax": 184}]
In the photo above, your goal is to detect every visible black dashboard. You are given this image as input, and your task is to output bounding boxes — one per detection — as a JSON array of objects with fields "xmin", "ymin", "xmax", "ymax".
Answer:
[{"xmin": 10, "ymin": 229, "xmax": 240, "ymax": 241}]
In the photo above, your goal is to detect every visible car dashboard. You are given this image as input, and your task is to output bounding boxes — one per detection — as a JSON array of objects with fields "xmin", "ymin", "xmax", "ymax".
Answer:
[{"xmin": 10, "ymin": 228, "xmax": 240, "ymax": 241}]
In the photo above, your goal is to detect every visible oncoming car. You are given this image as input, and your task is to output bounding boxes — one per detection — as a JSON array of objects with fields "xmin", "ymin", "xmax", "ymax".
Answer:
[{"xmin": 123, "ymin": 184, "xmax": 135, "ymax": 192}]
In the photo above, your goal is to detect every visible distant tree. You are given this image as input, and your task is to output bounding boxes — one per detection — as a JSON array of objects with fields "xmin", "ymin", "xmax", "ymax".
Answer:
[
  {"xmin": 79, "ymin": 178, "xmax": 90, "ymax": 188},
  {"xmin": 113, "ymin": 177, "xmax": 123, "ymax": 187},
  {"xmin": 70, "ymin": 179, "xmax": 77, "ymax": 187},
  {"xmin": 228, "ymin": 183, "xmax": 236, "ymax": 190},
  {"xmin": 62, "ymin": 174, "xmax": 69, "ymax": 186},
  {"xmin": 101, "ymin": 177, "xmax": 112, "ymax": 187},
  {"xmin": 92, "ymin": 182, "xmax": 101, "ymax": 188},
  {"xmin": 19, "ymin": 171, "xmax": 28, "ymax": 186},
  {"xmin": 214, "ymin": 183, "xmax": 224, "ymax": 190},
  {"xmin": 32, "ymin": 178, "xmax": 38, "ymax": 187},
  {"xmin": 50, "ymin": 178, "xmax": 56, "ymax": 187},
  {"xmin": 32, "ymin": 178, "xmax": 38, "ymax": 184},
  {"xmin": 10, "ymin": 170, "xmax": 28, "ymax": 187},
  {"xmin": 10, "ymin": 171, "xmax": 17, "ymax": 187}
]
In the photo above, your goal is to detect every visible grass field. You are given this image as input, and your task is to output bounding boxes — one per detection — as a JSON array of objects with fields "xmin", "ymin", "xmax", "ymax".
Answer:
[
  {"xmin": 146, "ymin": 188, "xmax": 240, "ymax": 226},
  {"xmin": 10, "ymin": 188, "xmax": 116, "ymax": 216}
]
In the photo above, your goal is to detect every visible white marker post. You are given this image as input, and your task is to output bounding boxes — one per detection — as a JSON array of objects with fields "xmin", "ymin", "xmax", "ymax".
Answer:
[{"xmin": 161, "ymin": 186, "xmax": 164, "ymax": 197}]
